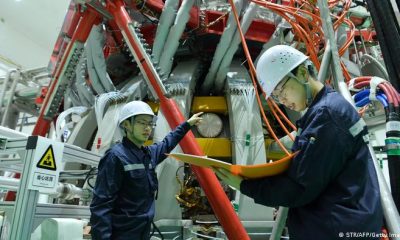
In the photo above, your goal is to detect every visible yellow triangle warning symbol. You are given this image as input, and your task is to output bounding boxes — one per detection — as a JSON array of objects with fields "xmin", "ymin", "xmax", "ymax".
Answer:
[{"xmin": 36, "ymin": 145, "xmax": 57, "ymax": 171}]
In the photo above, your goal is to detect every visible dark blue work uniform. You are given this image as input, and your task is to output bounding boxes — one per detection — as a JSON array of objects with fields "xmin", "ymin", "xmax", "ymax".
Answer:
[
  {"xmin": 90, "ymin": 122, "xmax": 191, "ymax": 240},
  {"xmin": 241, "ymin": 87, "xmax": 383, "ymax": 239}
]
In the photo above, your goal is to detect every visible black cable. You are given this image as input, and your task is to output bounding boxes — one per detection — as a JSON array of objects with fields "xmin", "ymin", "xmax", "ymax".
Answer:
[
  {"xmin": 87, "ymin": 177, "xmax": 96, "ymax": 189},
  {"xmin": 150, "ymin": 221, "xmax": 164, "ymax": 240},
  {"xmin": 84, "ymin": 167, "xmax": 98, "ymax": 189},
  {"xmin": 366, "ymin": 0, "xmax": 400, "ymax": 209},
  {"xmin": 366, "ymin": 0, "xmax": 400, "ymax": 90}
]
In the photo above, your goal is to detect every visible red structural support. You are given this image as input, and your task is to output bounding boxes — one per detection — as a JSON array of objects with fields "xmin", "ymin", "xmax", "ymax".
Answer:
[
  {"xmin": 133, "ymin": 0, "xmax": 275, "ymax": 43},
  {"xmin": 49, "ymin": 2, "xmax": 82, "ymax": 75},
  {"xmin": 33, "ymin": 7, "xmax": 101, "ymax": 137},
  {"xmin": 108, "ymin": 0, "xmax": 250, "ymax": 239},
  {"xmin": 16, "ymin": 5, "xmax": 101, "ymax": 203},
  {"xmin": 5, "ymin": 0, "xmax": 90, "ymax": 203}
]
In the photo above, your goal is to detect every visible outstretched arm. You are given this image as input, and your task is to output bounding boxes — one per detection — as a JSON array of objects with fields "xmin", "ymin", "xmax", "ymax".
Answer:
[{"xmin": 150, "ymin": 112, "xmax": 203, "ymax": 164}]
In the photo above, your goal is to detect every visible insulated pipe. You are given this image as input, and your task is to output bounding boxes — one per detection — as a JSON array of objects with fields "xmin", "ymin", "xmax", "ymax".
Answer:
[
  {"xmin": 158, "ymin": 0, "xmax": 195, "ymax": 77},
  {"xmin": 317, "ymin": 42, "xmax": 331, "ymax": 83},
  {"xmin": 136, "ymin": 0, "xmax": 199, "ymax": 29},
  {"xmin": 75, "ymin": 54, "xmax": 95, "ymax": 106},
  {"xmin": 94, "ymin": 91, "xmax": 126, "ymax": 129},
  {"xmin": 53, "ymin": 183, "xmax": 85, "ymax": 200},
  {"xmin": 1, "ymin": 70, "xmax": 20, "ymax": 126},
  {"xmin": 86, "ymin": 35, "xmax": 107, "ymax": 94},
  {"xmin": 108, "ymin": 1, "xmax": 249, "ymax": 239},
  {"xmin": 317, "ymin": 0, "xmax": 353, "ymax": 104},
  {"xmin": 0, "ymin": 177, "xmax": 84, "ymax": 200},
  {"xmin": 200, "ymin": 0, "xmax": 243, "ymax": 94},
  {"xmin": 0, "ymin": 176, "xmax": 20, "ymax": 191},
  {"xmin": 32, "ymin": 73, "xmax": 51, "ymax": 85},
  {"xmin": 55, "ymin": 106, "xmax": 88, "ymax": 141},
  {"xmin": 351, "ymin": 38, "xmax": 361, "ymax": 66},
  {"xmin": 360, "ymin": 54, "xmax": 389, "ymax": 80},
  {"xmin": 214, "ymin": 2, "xmax": 259, "ymax": 92},
  {"xmin": 152, "ymin": 0, "xmax": 179, "ymax": 64},
  {"xmin": 86, "ymin": 25, "xmax": 116, "ymax": 92}
]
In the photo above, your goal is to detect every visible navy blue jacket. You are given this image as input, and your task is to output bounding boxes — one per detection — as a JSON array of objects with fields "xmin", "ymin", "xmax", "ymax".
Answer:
[
  {"xmin": 90, "ymin": 122, "xmax": 191, "ymax": 240},
  {"xmin": 241, "ymin": 87, "xmax": 383, "ymax": 239}
]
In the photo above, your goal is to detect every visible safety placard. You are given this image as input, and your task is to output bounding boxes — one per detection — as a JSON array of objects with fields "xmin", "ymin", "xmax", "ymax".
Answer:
[
  {"xmin": 28, "ymin": 137, "xmax": 63, "ymax": 193},
  {"xmin": 36, "ymin": 145, "xmax": 57, "ymax": 170}
]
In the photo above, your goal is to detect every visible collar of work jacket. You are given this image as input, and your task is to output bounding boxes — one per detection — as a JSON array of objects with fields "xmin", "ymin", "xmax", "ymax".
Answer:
[{"xmin": 121, "ymin": 137, "xmax": 154, "ymax": 169}]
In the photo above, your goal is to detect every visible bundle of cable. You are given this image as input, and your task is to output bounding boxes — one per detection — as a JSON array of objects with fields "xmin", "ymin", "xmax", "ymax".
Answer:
[{"xmin": 41, "ymin": 218, "xmax": 84, "ymax": 240}]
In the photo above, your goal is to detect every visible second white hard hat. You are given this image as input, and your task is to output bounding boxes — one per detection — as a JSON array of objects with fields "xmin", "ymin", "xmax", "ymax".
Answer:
[
  {"xmin": 256, "ymin": 45, "xmax": 308, "ymax": 98},
  {"xmin": 118, "ymin": 101, "xmax": 155, "ymax": 126}
]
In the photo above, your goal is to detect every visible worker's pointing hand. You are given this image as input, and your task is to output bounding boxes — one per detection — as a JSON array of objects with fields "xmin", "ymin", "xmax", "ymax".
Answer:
[
  {"xmin": 187, "ymin": 112, "xmax": 203, "ymax": 126},
  {"xmin": 212, "ymin": 167, "xmax": 243, "ymax": 190}
]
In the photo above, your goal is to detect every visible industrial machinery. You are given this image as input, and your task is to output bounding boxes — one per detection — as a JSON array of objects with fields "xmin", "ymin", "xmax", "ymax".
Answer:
[{"xmin": 0, "ymin": 0, "xmax": 399, "ymax": 239}]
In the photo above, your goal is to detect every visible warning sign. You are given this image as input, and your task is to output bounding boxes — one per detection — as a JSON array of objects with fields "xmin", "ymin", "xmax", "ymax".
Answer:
[
  {"xmin": 36, "ymin": 145, "xmax": 57, "ymax": 171},
  {"xmin": 28, "ymin": 137, "xmax": 63, "ymax": 194}
]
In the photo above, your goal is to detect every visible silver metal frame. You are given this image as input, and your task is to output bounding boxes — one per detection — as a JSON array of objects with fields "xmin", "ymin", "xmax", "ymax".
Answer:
[{"xmin": 0, "ymin": 135, "xmax": 100, "ymax": 240}]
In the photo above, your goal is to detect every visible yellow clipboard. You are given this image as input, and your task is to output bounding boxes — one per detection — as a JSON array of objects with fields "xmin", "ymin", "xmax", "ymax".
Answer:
[{"xmin": 168, "ymin": 153, "xmax": 293, "ymax": 179}]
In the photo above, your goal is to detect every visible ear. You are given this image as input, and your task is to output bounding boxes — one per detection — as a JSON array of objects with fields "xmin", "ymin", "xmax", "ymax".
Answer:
[
  {"xmin": 121, "ymin": 119, "xmax": 131, "ymax": 131},
  {"xmin": 296, "ymin": 65, "xmax": 309, "ymax": 83}
]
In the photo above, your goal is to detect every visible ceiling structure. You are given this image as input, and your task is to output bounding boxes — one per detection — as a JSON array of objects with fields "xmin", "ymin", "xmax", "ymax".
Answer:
[
  {"xmin": 0, "ymin": 0, "xmax": 69, "ymax": 76},
  {"xmin": 0, "ymin": 0, "xmax": 399, "ymax": 77}
]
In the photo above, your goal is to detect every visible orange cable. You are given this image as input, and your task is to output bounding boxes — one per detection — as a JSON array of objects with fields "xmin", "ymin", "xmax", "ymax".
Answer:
[
  {"xmin": 239, "ymin": 0, "xmax": 356, "ymax": 151},
  {"xmin": 228, "ymin": 0, "xmax": 292, "ymax": 156}
]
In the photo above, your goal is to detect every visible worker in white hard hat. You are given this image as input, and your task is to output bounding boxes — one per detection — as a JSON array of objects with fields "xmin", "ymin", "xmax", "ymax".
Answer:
[
  {"xmin": 90, "ymin": 100, "xmax": 203, "ymax": 240},
  {"xmin": 214, "ymin": 45, "xmax": 383, "ymax": 239}
]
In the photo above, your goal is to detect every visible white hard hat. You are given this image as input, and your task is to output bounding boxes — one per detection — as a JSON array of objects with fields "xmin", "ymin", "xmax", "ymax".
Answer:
[
  {"xmin": 256, "ymin": 45, "xmax": 308, "ymax": 98},
  {"xmin": 118, "ymin": 101, "xmax": 155, "ymax": 126}
]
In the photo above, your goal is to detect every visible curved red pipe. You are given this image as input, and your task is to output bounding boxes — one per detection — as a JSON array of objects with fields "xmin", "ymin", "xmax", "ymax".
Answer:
[{"xmin": 108, "ymin": 0, "xmax": 250, "ymax": 239}]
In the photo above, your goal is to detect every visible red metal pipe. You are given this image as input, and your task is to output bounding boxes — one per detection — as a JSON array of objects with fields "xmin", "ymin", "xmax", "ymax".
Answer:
[
  {"xmin": 33, "ymin": 8, "xmax": 101, "ymax": 136},
  {"xmin": 64, "ymin": 2, "xmax": 82, "ymax": 38},
  {"xmin": 7, "ymin": 2, "xmax": 97, "ymax": 202},
  {"xmin": 31, "ymin": 118, "xmax": 51, "ymax": 137},
  {"xmin": 26, "ymin": 6, "xmax": 102, "ymax": 204},
  {"xmin": 49, "ymin": 2, "xmax": 82, "ymax": 75},
  {"xmin": 107, "ymin": 19, "xmax": 125, "ymax": 47},
  {"xmin": 108, "ymin": 1, "xmax": 249, "ymax": 239},
  {"xmin": 3, "ymin": 172, "xmax": 20, "ymax": 201},
  {"xmin": 5, "ymin": 0, "xmax": 87, "ymax": 202}
]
